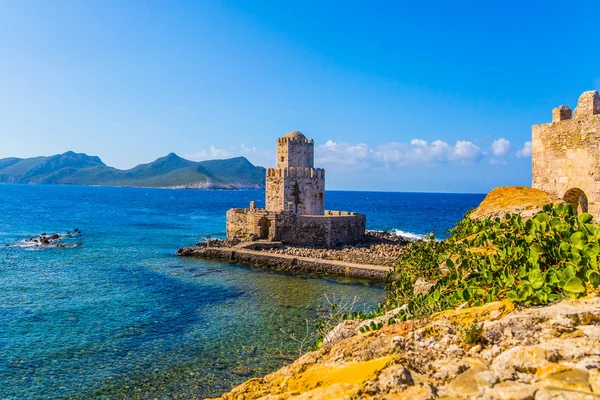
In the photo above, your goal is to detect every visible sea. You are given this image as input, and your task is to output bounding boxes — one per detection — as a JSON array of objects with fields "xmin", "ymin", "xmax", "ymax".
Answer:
[{"xmin": 0, "ymin": 184, "xmax": 484, "ymax": 399}]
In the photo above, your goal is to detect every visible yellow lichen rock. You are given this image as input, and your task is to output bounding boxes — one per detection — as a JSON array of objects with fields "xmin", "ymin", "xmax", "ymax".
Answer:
[
  {"xmin": 212, "ymin": 296, "xmax": 600, "ymax": 400},
  {"xmin": 470, "ymin": 186, "xmax": 559, "ymax": 220},
  {"xmin": 431, "ymin": 300, "xmax": 515, "ymax": 327}
]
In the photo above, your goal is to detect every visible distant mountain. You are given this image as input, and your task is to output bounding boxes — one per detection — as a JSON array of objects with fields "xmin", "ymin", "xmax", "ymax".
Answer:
[{"xmin": 0, "ymin": 151, "xmax": 266, "ymax": 189}]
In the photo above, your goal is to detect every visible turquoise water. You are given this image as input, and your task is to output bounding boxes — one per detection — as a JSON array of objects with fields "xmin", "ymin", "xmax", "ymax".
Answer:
[{"xmin": 0, "ymin": 185, "xmax": 484, "ymax": 399}]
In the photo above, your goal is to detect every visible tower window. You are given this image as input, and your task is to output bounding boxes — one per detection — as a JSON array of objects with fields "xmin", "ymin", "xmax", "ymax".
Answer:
[{"xmin": 280, "ymin": 156, "xmax": 284, "ymax": 162}]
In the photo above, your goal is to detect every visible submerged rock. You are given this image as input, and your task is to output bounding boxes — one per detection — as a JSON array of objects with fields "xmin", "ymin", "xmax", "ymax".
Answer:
[{"xmin": 232, "ymin": 365, "xmax": 253, "ymax": 377}]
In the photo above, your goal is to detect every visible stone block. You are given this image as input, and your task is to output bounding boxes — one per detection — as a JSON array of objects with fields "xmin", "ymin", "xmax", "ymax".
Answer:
[{"xmin": 553, "ymin": 105, "xmax": 573, "ymax": 122}]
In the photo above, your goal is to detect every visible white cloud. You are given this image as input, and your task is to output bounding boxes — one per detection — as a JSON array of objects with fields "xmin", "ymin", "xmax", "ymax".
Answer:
[
  {"xmin": 491, "ymin": 138, "xmax": 511, "ymax": 157},
  {"xmin": 315, "ymin": 138, "xmax": 484, "ymax": 170},
  {"xmin": 516, "ymin": 141, "xmax": 532, "ymax": 158},
  {"xmin": 182, "ymin": 137, "xmax": 491, "ymax": 170},
  {"xmin": 185, "ymin": 146, "xmax": 232, "ymax": 161},
  {"xmin": 453, "ymin": 141, "xmax": 482, "ymax": 163}
]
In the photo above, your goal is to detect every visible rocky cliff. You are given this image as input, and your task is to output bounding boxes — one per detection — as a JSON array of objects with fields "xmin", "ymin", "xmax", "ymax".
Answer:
[{"xmin": 212, "ymin": 296, "xmax": 600, "ymax": 399}]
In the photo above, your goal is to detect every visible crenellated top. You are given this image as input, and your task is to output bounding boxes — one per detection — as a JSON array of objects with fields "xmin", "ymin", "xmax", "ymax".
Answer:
[
  {"xmin": 266, "ymin": 167, "xmax": 325, "ymax": 179},
  {"xmin": 324, "ymin": 210, "xmax": 359, "ymax": 216},
  {"xmin": 278, "ymin": 131, "xmax": 314, "ymax": 144},
  {"xmin": 551, "ymin": 90, "xmax": 600, "ymax": 122},
  {"xmin": 276, "ymin": 130, "xmax": 316, "ymax": 170}
]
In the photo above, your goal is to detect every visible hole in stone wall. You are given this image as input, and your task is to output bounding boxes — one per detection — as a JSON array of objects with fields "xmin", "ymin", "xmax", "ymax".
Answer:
[{"xmin": 563, "ymin": 188, "xmax": 588, "ymax": 215}]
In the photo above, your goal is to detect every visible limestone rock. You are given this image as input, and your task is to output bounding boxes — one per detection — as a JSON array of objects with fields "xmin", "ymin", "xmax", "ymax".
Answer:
[
  {"xmin": 484, "ymin": 381, "xmax": 538, "ymax": 400},
  {"xmin": 211, "ymin": 296, "xmax": 600, "ymax": 400},
  {"xmin": 541, "ymin": 369, "xmax": 592, "ymax": 393},
  {"xmin": 535, "ymin": 387, "xmax": 600, "ymax": 400},
  {"xmin": 442, "ymin": 366, "xmax": 498, "ymax": 398}
]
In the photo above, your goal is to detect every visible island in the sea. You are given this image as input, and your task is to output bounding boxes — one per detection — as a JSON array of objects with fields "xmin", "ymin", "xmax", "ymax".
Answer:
[{"xmin": 0, "ymin": 151, "xmax": 266, "ymax": 189}]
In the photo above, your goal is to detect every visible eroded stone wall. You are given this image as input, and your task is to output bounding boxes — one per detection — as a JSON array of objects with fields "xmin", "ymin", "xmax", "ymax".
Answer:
[
  {"xmin": 227, "ymin": 208, "xmax": 366, "ymax": 248},
  {"xmin": 532, "ymin": 90, "xmax": 600, "ymax": 216},
  {"xmin": 226, "ymin": 208, "xmax": 278, "ymax": 241},
  {"xmin": 226, "ymin": 208, "xmax": 251, "ymax": 239},
  {"xmin": 274, "ymin": 212, "xmax": 366, "ymax": 247}
]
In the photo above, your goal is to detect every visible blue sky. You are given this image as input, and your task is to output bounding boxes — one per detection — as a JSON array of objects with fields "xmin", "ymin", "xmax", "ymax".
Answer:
[{"xmin": 1, "ymin": 0, "xmax": 599, "ymax": 193}]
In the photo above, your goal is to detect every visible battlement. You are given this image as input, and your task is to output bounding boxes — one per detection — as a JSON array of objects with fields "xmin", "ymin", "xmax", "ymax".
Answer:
[
  {"xmin": 532, "ymin": 90, "xmax": 600, "ymax": 218},
  {"xmin": 266, "ymin": 167, "xmax": 325, "ymax": 179},
  {"xmin": 324, "ymin": 210, "xmax": 360, "ymax": 216},
  {"xmin": 552, "ymin": 105, "xmax": 572, "ymax": 122},
  {"xmin": 546, "ymin": 91, "xmax": 600, "ymax": 123},
  {"xmin": 277, "ymin": 136, "xmax": 314, "ymax": 145}
]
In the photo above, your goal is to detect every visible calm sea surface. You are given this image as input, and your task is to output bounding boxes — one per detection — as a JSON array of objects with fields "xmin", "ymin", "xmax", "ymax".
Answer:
[{"xmin": 0, "ymin": 184, "xmax": 484, "ymax": 399}]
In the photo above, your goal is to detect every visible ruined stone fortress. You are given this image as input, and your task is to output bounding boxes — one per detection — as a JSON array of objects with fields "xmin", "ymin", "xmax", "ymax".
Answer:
[
  {"xmin": 226, "ymin": 131, "xmax": 366, "ymax": 247},
  {"xmin": 532, "ymin": 90, "xmax": 600, "ymax": 216}
]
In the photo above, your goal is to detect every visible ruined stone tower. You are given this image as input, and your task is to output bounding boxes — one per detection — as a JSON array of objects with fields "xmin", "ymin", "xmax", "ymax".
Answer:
[
  {"xmin": 226, "ymin": 131, "xmax": 365, "ymax": 247},
  {"xmin": 265, "ymin": 131, "xmax": 325, "ymax": 215},
  {"xmin": 532, "ymin": 90, "xmax": 600, "ymax": 216}
]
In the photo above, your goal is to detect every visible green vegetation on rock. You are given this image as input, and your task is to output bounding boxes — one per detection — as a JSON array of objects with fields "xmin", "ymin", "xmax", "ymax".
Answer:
[{"xmin": 385, "ymin": 203, "xmax": 600, "ymax": 318}]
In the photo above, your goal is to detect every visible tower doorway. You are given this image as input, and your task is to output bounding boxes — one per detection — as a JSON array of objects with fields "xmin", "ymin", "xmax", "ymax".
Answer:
[
  {"xmin": 258, "ymin": 217, "xmax": 271, "ymax": 240},
  {"xmin": 563, "ymin": 188, "xmax": 588, "ymax": 215}
]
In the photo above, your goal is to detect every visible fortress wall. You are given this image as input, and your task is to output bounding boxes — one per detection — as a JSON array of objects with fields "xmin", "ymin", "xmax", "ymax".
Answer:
[
  {"xmin": 226, "ymin": 208, "xmax": 251, "ymax": 239},
  {"xmin": 532, "ymin": 91, "xmax": 600, "ymax": 216},
  {"xmin": 266, "ymin": 176, "xmax": 285, "ymax": 212},
  {"xmin": 274, "ymin": 213, "xmax": 366, "ymax": 247}
]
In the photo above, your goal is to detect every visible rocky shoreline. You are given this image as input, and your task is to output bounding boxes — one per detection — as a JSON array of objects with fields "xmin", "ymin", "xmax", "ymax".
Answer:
[
  {"xmin": 177, "ymin": 245, "xmax": 391, "ymax": 281},
  {"xmin": 211, "ymin": 295, "xmax": 600, "ymax": 400},
  {"xmin": 200, "ymin": 231, "xmax": 409, "ymax": 268}
]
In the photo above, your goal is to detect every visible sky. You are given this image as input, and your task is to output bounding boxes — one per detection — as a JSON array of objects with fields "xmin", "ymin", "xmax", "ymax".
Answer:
[{"xmin": 1, "ymin": 0, "xmax": 599, "ymax": 193}]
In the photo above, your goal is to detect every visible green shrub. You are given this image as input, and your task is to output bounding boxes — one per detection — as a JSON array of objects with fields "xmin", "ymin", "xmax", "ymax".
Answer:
[
  {"xmin": 385, "ymin": 204, "xmax": 600, "ymax": 319},
  {"xmin": 459, "ymin": 323, "xmax": 483, "ymax": 345}
]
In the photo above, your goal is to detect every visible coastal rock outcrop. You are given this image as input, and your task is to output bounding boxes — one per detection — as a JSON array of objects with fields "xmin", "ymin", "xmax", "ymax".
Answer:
[
  {"xmin": 5, "ymin": 229, "xmax": 82, "ymax": 248},
  {"xmin": 210, "ymin": 296, "xmax": 600, "ymax": 399},
  {"xmin": 470, "ymin": 186, "xmax": 560, "ymax": 220}
]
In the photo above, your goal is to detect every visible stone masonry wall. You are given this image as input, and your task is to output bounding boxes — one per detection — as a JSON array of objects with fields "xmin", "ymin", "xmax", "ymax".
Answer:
[
  {"xmin": 532, "ymin": 90, "xmax": 600, "ymax": 216},
  {"xmin": 225, "ymin": 208, "xmax": 251, "ymax": 239},
  {"xmin": 274, "ymin": 212, "xmax": 366, "ymax": 247},
  {"xmin": 275, "ymin": 135, "xmax": 314, "ymax": 170},
  {"xmin": 265, "ymin": 168, "xmax": 325, "ymax": 215},
  {"xmin": 226, "ymin": 208, "xmax": 278, "ymax": 241},
  {"xmin": 226, "ymin": 208, "xmax": 365, "ymax": 247}
]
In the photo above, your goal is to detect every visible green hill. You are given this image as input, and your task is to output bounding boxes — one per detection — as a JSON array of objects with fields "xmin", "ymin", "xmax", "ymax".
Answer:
[{"xmin": 0, "ymin": 152, "xmax": 266, "ymax": 189}]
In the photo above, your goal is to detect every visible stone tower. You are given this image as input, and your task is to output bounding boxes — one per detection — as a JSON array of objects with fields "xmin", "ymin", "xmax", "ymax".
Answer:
[
  {"xmin": 532, "ymin": 90, "xmax": 600, "ymax": 216},
  {"xmin": 265, "ymin": 131, "xmax": 325, "ymax": 215}
]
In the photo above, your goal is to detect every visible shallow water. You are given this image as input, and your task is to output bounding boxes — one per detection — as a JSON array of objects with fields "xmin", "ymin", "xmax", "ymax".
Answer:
[{"xmin": 0, "ymin": 185, "xmax": 483, "ymax": 399}]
